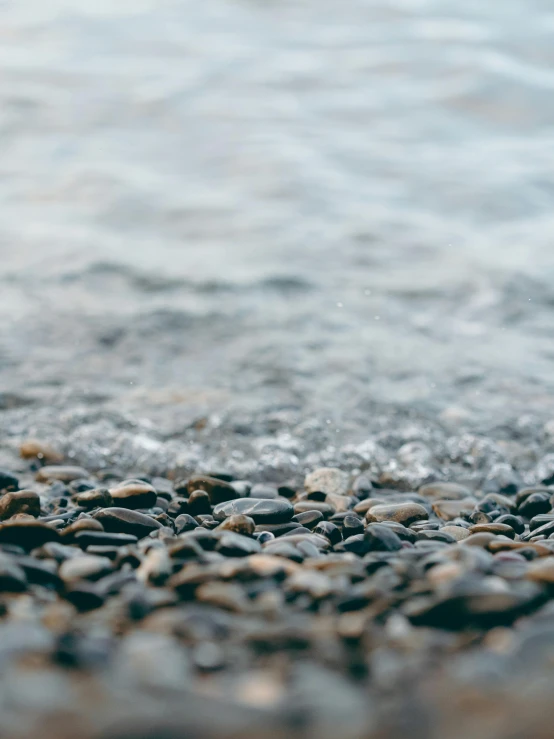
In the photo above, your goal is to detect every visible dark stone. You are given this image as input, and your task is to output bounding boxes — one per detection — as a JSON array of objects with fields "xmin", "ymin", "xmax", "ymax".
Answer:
[
  {"xmin": 174, "ymin": 514, "xmax": 199, "ymax": 534},
  {"xmin": 74, "ymin": 531, "xmax": 138, "ymax": 549},
  {"xmin": 187, "ymin": 476, "xmax": 238, "ymax": 505},
  {"xmin": 73, "ymin": 487, "xmax": 113, "ymax": 509},
  {"xmin": 0, "ymin": 470, "xmax": 19, "ymax": 492},
  {"xmin": 292, "ymin": 510, "xmax": 324, "ymax": 529},
  {"xmin": 110, "ymin": 480, "xmax": 157, "ymax": 510},
  {"xmin": 93, "ymin": 508, "xmax": 162, "ymax": 538},
  {"xmin": 213, "ymin": 497, "xmax": 294, "ymax": 524},
  {"xmin": 187, "ymin": 490, "xmax": 211, "ymax": 516},
  {"xmin": 64, "ymin": 583, "xmax": 105, "ymax": 611},
  {"xmin": 166, "ymin": 497, "xmax": 189, "ymax": 517},
  {"xmin": 0, "ymin": 555, "xmax": 27, "ymax": 591},
  {"xmin": 341, "ymin": 515, "xmax": 364, "ymax": 539},
  {"xmin": 215, "ymin": 532, "xmax": 261, "ymax": 557},
  {"xmin": 364, "ymin": 523, "xmax": 403, "ymax": 552},
  {"xmin": 518, "ymin": 493, "xmax": 551, "ymax": 519},
  {"xmin": 313, "ymin": 521, "xmax": 342, "ymax": 546},
  {"xmin": 0, "ymin": 520, "xmax": 60, "ymax": 550},
  {"xmin": 254, "ymin": 522, "xmax": 302, "ymax": 537}
]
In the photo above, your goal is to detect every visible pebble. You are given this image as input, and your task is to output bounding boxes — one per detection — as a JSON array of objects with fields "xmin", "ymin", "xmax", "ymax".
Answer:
[
  {"xmin": 6, "ymin": 455, "xmax": 554, "ymax": 737},
  {"xmin": 93, "ymin": 508, "xmax": 163, "ymax": 538},
  {"xmin": 305, "ymin": 468, "xmax": 350, "ymax": 496},
  {"xmin": 0, "ymin": 491, "xmax": 41, "ymax": 519},
  {"xmin": 366, "ymin": 502, "xmax": 428, "ymax": 526},
  {"xmin": 364, "ymin": 523, "xmax": 403, "ymax": 552},
  {"xmin": 19, "ymin": 439, "xmax": 64, "ymax": 464},
  {"xmin": 213, "ymin": 498, "xmax": 294, "ymax": 524},
  {"xmin": 0, "ymin": 520, "xmax": 61, "ymax": 550},
  {"xmin": 110, "ymin": 480, "xmax": 157, "ymax": 509},
  {"xmin": 186, "ymin": 475, "xmax": 239, "ymax": 504}
]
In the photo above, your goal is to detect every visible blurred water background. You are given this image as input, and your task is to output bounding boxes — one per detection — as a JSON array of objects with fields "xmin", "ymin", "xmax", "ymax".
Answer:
[{"xmin": 1, "ymin": 0, "xmax": 554, "ymax": 476}]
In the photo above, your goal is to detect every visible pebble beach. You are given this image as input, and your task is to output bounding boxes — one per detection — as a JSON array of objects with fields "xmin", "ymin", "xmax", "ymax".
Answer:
[{"xmin": 2, "ymin": 0, "xmax": 554, "ymax": 737}]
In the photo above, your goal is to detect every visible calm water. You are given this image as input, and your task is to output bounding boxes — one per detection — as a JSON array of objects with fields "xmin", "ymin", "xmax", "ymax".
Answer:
[{"xmin": 1, "ymin": 0, "xmax": 554, "ymax": 477}]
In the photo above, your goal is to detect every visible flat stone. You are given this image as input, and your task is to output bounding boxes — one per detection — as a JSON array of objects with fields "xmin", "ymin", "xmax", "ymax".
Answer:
[
  {"xmin": 0, "ymin": 491, "xmax": 40, "ymax": 520},
  {"xmin": 213, "ymin": 498, "xmax": 294, "ymax": 524},
  {"xmin": 366, "ymin": 502, "xmax": 428, "ymax": 526},
  {"xmin": 305, "ymin": 468, "xmax": 350, "ymax": 496},
  {"xmin": 432, "ymin": 497, "xmax": 478, "ymax": 521},
  {"xmin": 60, "ymin": 518, "xmax": 104, "ymax": 541},
  {"xmin": 35, "ymin": 466, "xmax": 89, "ymax": 483},
  {"xmin": 0, "ymin": 520, "xmax": 61, "ymax": 550},
  {"xmin": 110, "ymin": 481, "xmax": 157, "ymax": 509},
  {"xmin": 187, "ymin": 475, "xmax": 239, "ymax": 505},
  {"xmin": 470, "ymin": 523, "xmax": 516, "ymax": 539},
  {"xmin": 93, "ymin": 508, "xmax": 162, "ymax": 538},
  {"xmin": 74, "ymin": 531, "xmax": 138, "ymax": 549}
]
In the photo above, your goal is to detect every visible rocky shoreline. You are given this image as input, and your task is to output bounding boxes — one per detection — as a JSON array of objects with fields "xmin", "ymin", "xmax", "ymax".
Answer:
[{"xmin": 1, "ymin": 442, "xmax": 554, "ymax": 738}]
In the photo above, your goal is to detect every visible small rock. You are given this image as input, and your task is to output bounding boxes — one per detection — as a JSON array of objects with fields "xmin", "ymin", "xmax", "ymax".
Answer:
[
  {"xmin": 366, "ymin": 502, "xmax": 428, "ymax": 527},
  {"xmin": 364, "ymin": 523, "xmax": 403, "ymax": 552},
  {"xmin": 20, "ymin": 439, "xmax": 63, "ymax": 464},
  {"xmin": 93, "ymin": 508, "xmax": 162, "ymax": 538},
  {"xmin": 305, "ymin": 468, "xmax": 350, "ymax": 496},
  {"xmin": 73, "ymin": 488, "xmax": 113, "ymax": 509},
  {"xmin": 187, "ymin": 476, "xmax": 239, "ymax": 504},
  {"xmin": 215, "ymin": 515, "xmax": 255, "ymax": 536},
  {"xmin": 213, "ymin": 498, "xmax": 294, "ymax": 524},
  {"xmin": 0, "ymin": 520, "xmax": 60, "ymax": 550},
  {"xmin": 110, "ymin": 481, "xmax": 157, "ymax": 509},
  {"xmin": 0, "ymin": 491, "xmax": 40, "ymax": 520}
]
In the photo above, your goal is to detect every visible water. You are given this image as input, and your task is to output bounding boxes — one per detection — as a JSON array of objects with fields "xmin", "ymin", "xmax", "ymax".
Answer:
[{"xmin": 1, "ymin": 0, "xmax": 554, "ymax": 480}]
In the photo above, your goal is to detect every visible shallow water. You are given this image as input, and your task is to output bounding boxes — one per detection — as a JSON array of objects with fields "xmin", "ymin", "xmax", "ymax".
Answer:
[{"xmin": 1, "ymin": 0, "xmax": 554, "ymax": 476}]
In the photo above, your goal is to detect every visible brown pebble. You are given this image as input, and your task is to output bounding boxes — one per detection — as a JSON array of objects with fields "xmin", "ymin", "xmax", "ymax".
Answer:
[
  {"xmin": 0, "ymin": 491, "xmax": 41, "ymax": 520},
  {"xmin": 366, "ymin": 502, "xmax": 428, "ymax": 527},
  {"xmin": 470, "ymin": 523, "xmax": 516, "ymax": 539},
  {"xmin": 20, "ymin": 439, "xmax": 63, "ymax": 464},
  {"xmin": 110, "ymin": 480, "xmax": 157, "ymax": 509}
]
